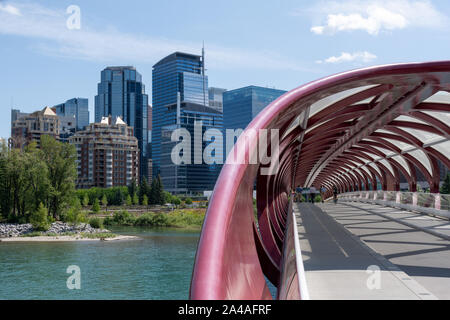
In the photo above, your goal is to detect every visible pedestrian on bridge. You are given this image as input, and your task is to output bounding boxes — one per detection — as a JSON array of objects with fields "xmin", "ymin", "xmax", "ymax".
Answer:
[{"xmin": 333, "ymin": 187, "xmax": 338, "ymax": 204}]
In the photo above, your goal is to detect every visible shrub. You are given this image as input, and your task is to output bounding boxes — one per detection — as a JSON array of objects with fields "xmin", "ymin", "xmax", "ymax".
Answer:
[
  {"xmin": 170, "ymin": 196, "xmax": 181, "ymax": 208},
  {"xmin": 88, "ymin": 217, "xmax": 103, "ymax": 229},
  {"xmin": 314, "ymin": 195, "xmax": 322, "ymax": 203},
  {"xmin": 151, "ymin": 213, "xmax": 169, "ymax": 226},
  {"xmin": 30, "ymin": 203, "xmax": 50, "ymax": 231},
  {"xmin": 134, "ymin": 213, "xmax": 155, "ymax": 226},
  {"xmin": 185, "ymin": 197, "xmax": 193, "ymax": 205},
  {"xmin": 104, "ymin": 210, "xmax": 136, "ymax": 226}
]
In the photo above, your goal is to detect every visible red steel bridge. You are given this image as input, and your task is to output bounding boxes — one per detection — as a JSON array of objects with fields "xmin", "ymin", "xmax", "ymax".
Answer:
[{"xmin": 190, "ymin": 61, "xmax": 450, "ymax": 300}]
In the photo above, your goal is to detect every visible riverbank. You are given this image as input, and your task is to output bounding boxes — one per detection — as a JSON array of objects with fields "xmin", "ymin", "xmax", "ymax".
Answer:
[
  {"xmin": 0, "ymin": 222, "xmax": 139, "ymax": 242},
  {"xmin": 0, "ymin": 234, "xmax": 138, "ymax": 242}
]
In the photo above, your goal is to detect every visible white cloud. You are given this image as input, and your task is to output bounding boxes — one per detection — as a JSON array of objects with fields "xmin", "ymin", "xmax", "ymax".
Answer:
[
  {"xmin": 316, "ymin": 51, "xmax": 377, "ymax": 64},
  {"xmin": 308, "ymin": 0, "xmax": 447, "ymax": 35},
  {"xmin": 0, "ymin": 3, "xmax": 21, "ymax": 16},
  {"xmin": 0, "ymin": 2, "xmax": 312, "ymax": 73}
]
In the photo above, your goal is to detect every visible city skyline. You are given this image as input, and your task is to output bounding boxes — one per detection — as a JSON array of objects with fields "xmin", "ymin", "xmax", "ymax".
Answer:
[{"xmin": 2, "ymin": 0, "xmax": 450, "ymax": 139}]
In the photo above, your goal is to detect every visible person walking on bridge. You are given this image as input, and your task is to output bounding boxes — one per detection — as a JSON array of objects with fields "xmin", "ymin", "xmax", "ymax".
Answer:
[
  {"xmin": 320, "ymin": 185, "xmax": 326, "ymax": 203},
  {"xmin": 310, "ymin": 186, "xmax": 317, "ymax": 204}
]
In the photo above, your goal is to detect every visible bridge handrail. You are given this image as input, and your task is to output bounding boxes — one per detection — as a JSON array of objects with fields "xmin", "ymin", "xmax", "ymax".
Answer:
[
  {"xmin": 336, "ymin": 191, "xmax": 450, "ymax": 219},
  {"xmin": 277, "ymin": 197, "xmax": 309, "ymax": 300}
]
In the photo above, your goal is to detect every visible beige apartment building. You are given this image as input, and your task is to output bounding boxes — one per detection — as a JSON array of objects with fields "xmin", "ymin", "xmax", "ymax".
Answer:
[
  {"xmin": 10, "ymin": 106, "xmax": 60, "ymax": 149},
  {"xmin": 69, "ymin": 116, "xmax": 139, "ymax": 188}
]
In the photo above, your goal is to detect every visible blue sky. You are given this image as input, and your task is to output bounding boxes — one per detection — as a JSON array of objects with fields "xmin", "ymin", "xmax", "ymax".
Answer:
[{"xmin": 1, "ymin": 0, "xmax": 450, "ymax": 138}]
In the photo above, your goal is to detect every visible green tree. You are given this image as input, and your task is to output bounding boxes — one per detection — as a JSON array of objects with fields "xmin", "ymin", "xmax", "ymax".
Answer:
[
  {"xmin": 150, "ymin": 175, "xmax": 165, "ymax": 205},
  {"xmin": 82, "ymin": 194, "xmax": 90, "ymax": 206},
  {"xmin": 139, "ymin": 177, "xmax": 150, "ymax": 205},
  {"xmin": 126, "ymin": 194, "xmax": 132, "ymax": 206},
  {"xmin": 40, "ymin": 135, "xmax": 77, "ymax": 219},
  {"xmin": 441, "ymin": 173, "xmax": 450, "ymax": 194},
  {"xmin": 185, "ymin": 197, "xmax": 193, "ymax": 205},
  {"xmin": 142, "ymin": 194, "xmax": 148, "ymax": 206},
  {"xmin": 92, "ymin": 198, "xmax": 100, "ymax": 214},
  {"xmin": 30, "ymin": 202, "xmax": 50, "ymax": 231},
  {"xmin": 172, "ymin": 196, "xmax": 181, "ymax": 208},
  {"xmin": 63, "ymin": 197, "xmax": 85, "ymax": 224},
  {"xmin": 132, "ymin": 193, "xmax": 139, "ymax": 205},
  {"xmin": 128, "ymin": 180, "xmax": 137, "ymax": 200},
  {"xmin": 101, "ymin": 194, "xmax": 108, "ymax": 208}
]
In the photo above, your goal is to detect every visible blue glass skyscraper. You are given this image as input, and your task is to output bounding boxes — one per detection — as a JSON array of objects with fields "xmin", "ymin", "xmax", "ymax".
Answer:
[
  {"xmin": 54, "ymin": 98, "xmax": 89, "ymax": 131},
  {"xmin": 223, "ymin": 86, "xmax": 286, "ymax": 159},
  {"xmin": 152, "ymin": 52, "xmax": 208, "ymax": 177},
  {"xmin": 223, "ymin": 86, "xmax": 286, "ymax": 131},
  {"xmin": 160, "ymin": 102, "xmax": 223, "ymax": 194},
  {"xmin": 95, "ymin": 66, "xmax": 148, "ymax": 179}
]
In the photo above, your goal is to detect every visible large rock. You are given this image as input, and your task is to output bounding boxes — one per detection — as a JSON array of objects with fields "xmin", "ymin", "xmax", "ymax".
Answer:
[{"xmin": 0, "ymin": 222, "xmax": 110, "ymax": 237}]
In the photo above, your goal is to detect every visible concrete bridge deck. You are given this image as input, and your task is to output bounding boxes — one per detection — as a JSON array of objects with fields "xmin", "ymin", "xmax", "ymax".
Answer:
[{"xmin": 294, "ymin": 202, "xmax": 450, "ymax": 300}]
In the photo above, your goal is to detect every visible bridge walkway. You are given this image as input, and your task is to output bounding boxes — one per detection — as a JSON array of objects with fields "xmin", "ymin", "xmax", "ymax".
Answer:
[{"xmin": 294, "ymin": 202, "xmax": 450, "ymax": 299}]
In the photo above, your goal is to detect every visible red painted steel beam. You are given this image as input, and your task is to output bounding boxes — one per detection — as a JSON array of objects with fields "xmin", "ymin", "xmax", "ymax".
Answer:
[{"xmin": 190, "ymin": 61, "xmax": 450, "ymax": 300}]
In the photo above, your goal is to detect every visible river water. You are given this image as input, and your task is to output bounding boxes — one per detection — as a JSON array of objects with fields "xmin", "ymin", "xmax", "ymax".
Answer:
[{"xmin": 0, "ymin": 227, "xmax": 200, "ymax": 299}]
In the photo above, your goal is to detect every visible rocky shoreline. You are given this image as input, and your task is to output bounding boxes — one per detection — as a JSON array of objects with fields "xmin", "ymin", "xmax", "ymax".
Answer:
[{"xmin": 0, "ymin": 222, "xmax": 110, "ymax": 238}]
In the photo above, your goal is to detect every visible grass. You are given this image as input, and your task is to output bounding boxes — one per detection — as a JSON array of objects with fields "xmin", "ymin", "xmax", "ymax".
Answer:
[{"xmin": 104, "ymin": 208, "xmax": 206, "ymax": 229}]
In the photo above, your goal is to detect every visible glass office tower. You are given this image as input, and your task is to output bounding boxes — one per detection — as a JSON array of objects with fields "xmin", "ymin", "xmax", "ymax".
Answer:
[
  {"xmin": 160, "ymin": 102, "xmax": 223, "ymax": 194},
  {"xmin": 208, "ymin": 87, "xmax": 227, "ymax": 113},
  {"xmin": 95, "ymin": 66, "xmax": 148, "ymax": 179},
  {"xmin": 223, "ymin": 86, "xmax": 286, "ymax": 131},
  {"xmin": 152, "ymin": 52, "xmax": 208, "ymax": 178},
  {"xmin": 54, "ymin": 98, "xmax": 89, "ymax": 131},
  {"xmin": 223, "ymin": 86, "xmax": 286, "ymax": 158}
]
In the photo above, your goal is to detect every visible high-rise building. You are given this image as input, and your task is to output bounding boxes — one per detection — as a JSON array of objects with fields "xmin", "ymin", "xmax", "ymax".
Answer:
[
  {"xmin": 94, "ymin": 66, "xmax": 148, "ymax": 180},
  {"xmin": 223, "ymin": 86, "xmax": 286, "ymax": 131},
  {"xmin": 10, "ymin": 107, "xmax": 60, "ymax": 149},
  {"xmin": 58, "ymin": 113, "xmax": 77, "ymax": 143},
  {"xmin": 54, "ymin": 98, "xmax": 89, "ymax": 131},
  {"xmin": 11, "ymin": 109, "xmax": 29, "ymax": 126},
  {"xmin": 152, "ymin": 52, "xmax": 209, "ymax": 178},
  {"xmin": 208, "ymin": 87, "xmax": 227, "ymax": 113},
  {"xmin": 69, "ymin": 116, "xmax": 139, "ymax": 189},
  {"xmin": 223, "ymin": 86, "xmax": 286, "ymax": 159},
  {"xmin": 147, "ymin": 105, "xmax": 153, "ymax": 183},
  {"xmin": 160, "ymin": 102, "xmax": 223, "ymax": 194}
]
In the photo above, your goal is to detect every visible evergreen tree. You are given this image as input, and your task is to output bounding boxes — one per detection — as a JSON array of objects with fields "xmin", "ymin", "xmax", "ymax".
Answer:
[
  {"xmin": 156, "ymin": 175, "xmax": 165, "ymax": 205},
  {"xmin": 82, "ymin": 194, "xmax": 90, "ymax": 206},
  {"xmin": 101, "ymin": 194, "xmax": 108, "ymax": 207},
  {"xmin": 126, "ymin": 194, "xmax": 132, "ymax": 206},
  {"xmin": 92, "ymin": 198, "xmax": 100, "ymax": 214},
  {"xmin": 150, "ymin": 177, "xmax": 158, "ymax": 205},
  {"xmin": 101, "ymin": 194, "xmax": 108, "ymax": 212},
  {"xmin": 132, "ymin": 193, "xmax": 139, "ymax": 205},
  {"xmin": 139, "ymin": 177, "xmax": 149, "ymax": 205},
  {"xmin": 128, "ymin": 180, "xmax": 137, "ymax": 200},
  {"xmin": 142, "ymin": 194, "xmax": 148, "ymax": 206}
]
